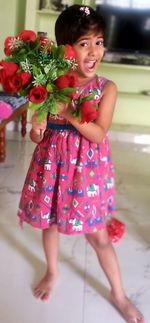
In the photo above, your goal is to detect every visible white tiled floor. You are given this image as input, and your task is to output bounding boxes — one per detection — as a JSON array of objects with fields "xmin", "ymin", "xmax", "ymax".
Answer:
[{"xmin": 0, "ymin": 129, "xmax": 150, "ymax": 323}]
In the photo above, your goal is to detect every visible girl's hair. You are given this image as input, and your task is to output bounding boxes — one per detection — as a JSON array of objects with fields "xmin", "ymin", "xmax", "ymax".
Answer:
[{"xmin": 55, "ymin": 4, "xmax": 106, "ymax": 45}]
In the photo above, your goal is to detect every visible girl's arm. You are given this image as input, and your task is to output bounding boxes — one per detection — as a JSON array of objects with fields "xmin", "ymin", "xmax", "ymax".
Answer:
[
  {"xmin": 59, "ymin": 81, "xmax": 117, "ymax": 144},
  {"xmin": 30, "ymin": 112, "xmax": 47, "ymax": 144}
]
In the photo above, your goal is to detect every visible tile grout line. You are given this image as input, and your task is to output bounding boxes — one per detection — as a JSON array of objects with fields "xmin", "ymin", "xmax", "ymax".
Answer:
[{"xmin": 81, "ymin": 239, "xmax": 88, "ymax": 323}]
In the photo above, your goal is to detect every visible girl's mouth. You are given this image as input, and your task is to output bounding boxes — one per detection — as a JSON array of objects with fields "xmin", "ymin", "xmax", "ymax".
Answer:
[{"xmin": 84, "ymin": 60, "xmax": 96, "ymax": 71}]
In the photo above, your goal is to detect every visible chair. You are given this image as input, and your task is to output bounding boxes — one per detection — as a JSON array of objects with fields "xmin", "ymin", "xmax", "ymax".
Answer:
[{"xmin": 0, "ymin": 92, "xmax": 29, "ymax": 162}]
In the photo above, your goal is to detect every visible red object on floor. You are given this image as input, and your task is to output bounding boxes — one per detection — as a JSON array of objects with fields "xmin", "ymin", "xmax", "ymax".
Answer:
[{"xmin": 107, "ymin": 217, "xmax": 125, "ymax": 243}]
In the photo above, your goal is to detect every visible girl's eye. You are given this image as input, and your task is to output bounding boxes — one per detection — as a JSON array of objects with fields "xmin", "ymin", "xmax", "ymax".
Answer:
[
  {"xmin": 80, "ymin": 42, "xmax": 88, "ymax": 47},
  {"xmin": 96, "ymin": 40, "xmax": 104, "ymax": 46}
]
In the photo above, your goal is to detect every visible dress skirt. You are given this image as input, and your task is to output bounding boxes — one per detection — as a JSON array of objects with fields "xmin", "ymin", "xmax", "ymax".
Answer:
[{"xmin": 18, "ymin": 127, "xmax": 115, "ymax": 234}]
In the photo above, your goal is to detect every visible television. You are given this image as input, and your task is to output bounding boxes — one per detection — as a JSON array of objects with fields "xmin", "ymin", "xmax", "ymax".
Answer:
[{"xmin": 96, "ymin": 4, "xmax": 150, "ymax": 64}]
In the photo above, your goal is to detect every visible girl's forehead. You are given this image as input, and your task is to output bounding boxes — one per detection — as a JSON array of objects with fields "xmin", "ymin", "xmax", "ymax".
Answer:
[{"xmin": 77, "ymin": 31, "xmax": 104, "ymax": 40}]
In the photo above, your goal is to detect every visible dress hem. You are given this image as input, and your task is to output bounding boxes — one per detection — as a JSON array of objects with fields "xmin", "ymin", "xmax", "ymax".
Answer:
[{"xmin": 18, "ymin": 215, "xmax": 106, "ymax": 235}]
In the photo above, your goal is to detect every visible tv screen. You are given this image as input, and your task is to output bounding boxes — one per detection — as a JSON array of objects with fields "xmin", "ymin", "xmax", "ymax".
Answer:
[{"xmin": 97, "ymin": 5, "xmax": 150, "ymax": 55}]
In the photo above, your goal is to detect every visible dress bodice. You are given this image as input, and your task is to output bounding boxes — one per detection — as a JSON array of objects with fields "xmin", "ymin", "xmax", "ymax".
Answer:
[{"xmin": 48, "ymin": 75, "xmax": 109, "ymax": 124}]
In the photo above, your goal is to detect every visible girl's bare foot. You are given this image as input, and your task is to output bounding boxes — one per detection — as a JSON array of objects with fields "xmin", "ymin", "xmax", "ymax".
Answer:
[
  {"xmin": 110, "ymin": 292, "xmax": 144, "ymax": 323},
  {"xmin": 33, "ymin": 271, "xmax": 58, "ymax": 301}
]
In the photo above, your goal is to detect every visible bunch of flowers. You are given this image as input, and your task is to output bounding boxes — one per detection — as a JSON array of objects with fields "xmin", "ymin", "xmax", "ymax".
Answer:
[{"xmin": 0, "ymin": 29, "xmax": 98, "ymax": 122}]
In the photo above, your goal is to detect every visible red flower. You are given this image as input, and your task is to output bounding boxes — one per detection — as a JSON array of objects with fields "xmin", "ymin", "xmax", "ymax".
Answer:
[
  {"xmin": 4, "ymin": 36, "xmax": 16, "ymax": 56},
  {"xmin": 29, "ymin": 85, "xmax": 48, "ymax": 103},
  {"xmin": 18, "ymin": 30, "xmax": 37, "ymax": 42},
  {"xmin": 20, "ymin": 71, "xmax": 32, "ymax": 86},
  {"xmin": 55, "ymin": 73, "xmax": 78, "ymax": 98},
  {"xmin": 106, "ymin": 218, "xmax": 125, "ymax": 243},
  {"xmin": 9, "ymin": 74, "xmax": 23, "ymax": 92},
  {"xmin": 9, "ymin": 72, "xmax": 31, "ymax": 92},
  {"xmin": 0, "ymin": 77, "xmax": 13, "ymax": 94},
  {"xmin": 56, "ymin": 73, "xmax": 78, "ymax": 89},
  {"xmin": 0, "ymin": 60, "xmax": 19, "ymax": 78},
  {"xmin": 64, "ymin": 44, "xmax": 76, "ymax": 60},
  {"xmin": 0, "ymin": 60, "xmax": 19, "ymax": 93},
  {"xmin": 80, "ymin": 101, "xmax": 98, "ymax": 123}
]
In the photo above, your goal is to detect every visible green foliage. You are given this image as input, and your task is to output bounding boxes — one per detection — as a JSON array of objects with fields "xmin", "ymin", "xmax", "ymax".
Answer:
[{"xmin": 3, "ymin": 33, "xmax": 96, "ymax": 123}]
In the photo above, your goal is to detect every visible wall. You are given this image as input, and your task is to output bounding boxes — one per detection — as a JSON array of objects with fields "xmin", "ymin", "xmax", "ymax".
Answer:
[{"xmin": 0, "ymin": 0, "xmax": 26, "ymax": 59}]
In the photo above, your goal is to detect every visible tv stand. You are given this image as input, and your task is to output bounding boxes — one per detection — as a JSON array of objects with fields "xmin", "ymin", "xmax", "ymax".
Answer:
[
  {"xmin": 98, "ymin": 61, "xmax": 150, "ymax": 127},
  {"xmin": 120, "ymin": 57, "xmax": 138, "ymax": 65},
  {"xmin": 103, "ymin": 52, "xmax": 150, "ymax": 66}
]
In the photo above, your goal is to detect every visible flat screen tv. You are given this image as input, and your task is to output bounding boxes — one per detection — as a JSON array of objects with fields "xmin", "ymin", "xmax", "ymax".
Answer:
[{"xmin": 97, "ymin": 4, "xmax": 150, "ymax": 55}]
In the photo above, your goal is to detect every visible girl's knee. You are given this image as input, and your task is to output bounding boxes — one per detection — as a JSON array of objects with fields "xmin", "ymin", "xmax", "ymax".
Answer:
[
  {"xmin": 43, "ymin": 224, "xmax": 58, "ymax": 235},
  {"xmin": 85, "ymin": 228, "xmax": 111, "ymax": 250}
]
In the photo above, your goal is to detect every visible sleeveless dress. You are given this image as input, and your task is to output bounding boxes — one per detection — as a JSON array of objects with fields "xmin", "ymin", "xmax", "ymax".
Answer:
[{"xmin": 18, "ymin": 75, "xmax": 116, "ymax": 235}]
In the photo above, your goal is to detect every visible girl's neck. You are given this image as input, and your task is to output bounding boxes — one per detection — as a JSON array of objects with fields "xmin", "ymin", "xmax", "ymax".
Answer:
[{"xmin": 77, "ymin": 75, "xmax": 97, "ymax": 87}]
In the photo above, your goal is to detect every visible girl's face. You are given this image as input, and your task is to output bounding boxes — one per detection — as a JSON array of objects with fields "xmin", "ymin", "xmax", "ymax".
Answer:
[{"xmin": 73, "ymin": 31, "xmax": 105, "ymax": 85}]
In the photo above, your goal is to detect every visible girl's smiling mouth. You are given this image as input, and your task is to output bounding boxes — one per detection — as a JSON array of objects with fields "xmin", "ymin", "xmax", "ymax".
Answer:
[{"xmin": 84, "ymin": 60, "xmax": 97, "ymax": 71}]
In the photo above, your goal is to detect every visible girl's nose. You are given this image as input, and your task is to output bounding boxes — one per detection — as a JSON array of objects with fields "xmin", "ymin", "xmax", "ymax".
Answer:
[{"xmin": 88, "ymin": 45, "xmax": 97, "ymax": 56}]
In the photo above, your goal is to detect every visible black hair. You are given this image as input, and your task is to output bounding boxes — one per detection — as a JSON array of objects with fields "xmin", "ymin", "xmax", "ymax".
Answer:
[{"xmin": 55, "ymin": 4, "xmax": 106, "ymax": 46}]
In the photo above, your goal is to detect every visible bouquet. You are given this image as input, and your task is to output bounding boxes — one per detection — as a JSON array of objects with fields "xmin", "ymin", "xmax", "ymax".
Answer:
[{"xmin": 0, "ymin": 30, "xmax": 98, "ymax": 122}]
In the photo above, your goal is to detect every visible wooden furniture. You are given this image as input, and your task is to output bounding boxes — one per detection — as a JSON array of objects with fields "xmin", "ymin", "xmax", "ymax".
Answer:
[{"xmin": 0, "ymin": 94, "xmax": 29, "ymax": 162}]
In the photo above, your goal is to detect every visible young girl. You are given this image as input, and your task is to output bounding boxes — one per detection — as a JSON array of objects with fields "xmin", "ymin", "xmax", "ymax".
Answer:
[{"xmin": 18, "ymin": 5, "xmax": 144, "ymax": 323}]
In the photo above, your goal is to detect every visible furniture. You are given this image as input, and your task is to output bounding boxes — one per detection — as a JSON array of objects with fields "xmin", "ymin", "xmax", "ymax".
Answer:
[
  {"xmin": 98, "ymin": 63, "xmax": 150, "ymax": 127},
  {"xmin": 24, "ymin": 0, "xmax": 92, "ymax": 41},
  {"xmin": 0, "ymin": 93, "xmax": 29, "ymax": 162}
]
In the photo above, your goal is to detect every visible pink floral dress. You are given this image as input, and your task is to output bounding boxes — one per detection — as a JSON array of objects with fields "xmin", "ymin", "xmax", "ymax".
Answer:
[{"xmin": 18, "ymin": 75, "xmax": 115, "ymax": 234}]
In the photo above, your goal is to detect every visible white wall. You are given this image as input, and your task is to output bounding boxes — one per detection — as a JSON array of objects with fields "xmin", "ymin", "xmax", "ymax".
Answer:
[{"xmin": 0, "ymin": 0, "xmax": 26, "ymax": 59}]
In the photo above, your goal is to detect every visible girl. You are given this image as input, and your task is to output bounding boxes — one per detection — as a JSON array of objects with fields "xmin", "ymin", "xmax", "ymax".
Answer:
[{"xmin": 18, "ymin": 5, "xmax": 144, "ymax": 323}]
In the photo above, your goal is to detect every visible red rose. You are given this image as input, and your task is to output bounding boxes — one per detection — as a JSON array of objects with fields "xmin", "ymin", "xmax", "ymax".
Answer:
[
  {"xmin": 0, "ymin": 60, "xmax": 19, "ymax": 94},
  {"xmin": 4, "ymin": 36, "xmax": 16, "ymax": 56},
  {"xmin": 18, "ymin": 30, "xmax": 37, "ymax": 42},
  {"xmin": 55, "ymin": 75, "xmax": 69, "ymax": 89},
  {"xmin": 8, "ymin": 72, "xmax": 31, "ymax": 93},
  {"xmin": 19, "ymin": 71, "xmax": 32, "ymax": 86},
  {"xmin": 0, "ymin": 60, "xmax": 19, "ymax": 78},
  {"xmin": 29, "ymin": 85, "xmax": 48, "ymax": 103},
  {"xmin": 67, "ymin": 73, "xmax": 78, "ymax": 87},
  {"xmin": 0, "ymin": 77, "xmax": 14, "ymax": 94},
  {"xmin": 9, "ymin": 73, "xmax": 23, "ymax": 92},
  {"xmin": 56, "ymin": 73, "xmax": 78, "ymax": 89},
  {"xmin": 80, "ymin": 101, "xmax": 98, "ymax": 123},
  {"xmin": 64, "ymin": 44, "xmax": 76, "ymax": 60}
]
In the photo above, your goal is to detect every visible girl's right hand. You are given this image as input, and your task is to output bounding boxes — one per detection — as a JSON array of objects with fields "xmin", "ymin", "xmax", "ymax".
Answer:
[{"xmin": 31, "ymin": 112, "xmax": 47, "ymax": 136}]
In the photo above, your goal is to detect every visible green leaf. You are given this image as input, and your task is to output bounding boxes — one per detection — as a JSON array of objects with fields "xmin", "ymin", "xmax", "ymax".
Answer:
[
  {"xmin": 46, "ymin": 83, "xmax": 55, "ymax": 92},
  {"xmin": 29, "ymin": 102, "xmax": 44, "ymax": 111},
  {"xmin": 48, "ymin": 101, "xmax": 58, "ymax": 114},
  {"xmin": 32, "ymin": 64, "xmax": 41, "ymax": 76},
  {"xmin": 19, "ymin": 88, "xmax": 29, "ymax": 96},
  {"xmin": 51, "ymin": 45, "xmax": 58, "ymax": 59},
  {"xmin": 37, "ymin": 111, "xmax": 48, "ymax": 122},
  {"xmin": 80, "ymin": 93, "xmax": 95, "ymax": 102},
  {"xmin": 59, "ymin": 87, "xmax": 76, "ymax": 95},
  {"xmin": 56, "ymin": 45, "xmax": 65, "ymax": 59},
  {"xmin": 55, "ymin": 94, "xmax": 71, "ymax": 103}
]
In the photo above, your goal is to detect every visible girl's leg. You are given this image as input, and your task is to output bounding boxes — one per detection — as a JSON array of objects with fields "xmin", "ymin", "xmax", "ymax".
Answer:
[
  {"xmin": 85, "ymin": 228, "xmax": 144, "ymax": 323},
  {"xmin": 33, "ymin": 224, "xmax": 59, "ymax": 301}
]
